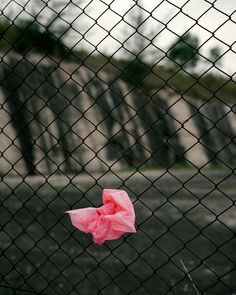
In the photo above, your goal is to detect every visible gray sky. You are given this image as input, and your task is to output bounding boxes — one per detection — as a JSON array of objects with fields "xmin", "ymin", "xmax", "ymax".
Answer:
[{"xmin": 1, "ymin": 0, "xmax": 236, "ymax": 74}]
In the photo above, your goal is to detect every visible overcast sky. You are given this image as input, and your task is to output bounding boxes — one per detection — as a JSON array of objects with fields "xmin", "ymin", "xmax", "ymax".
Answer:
[{"xmin": 2, "ymin": 0, "xmax": 236, "ymax": 75}]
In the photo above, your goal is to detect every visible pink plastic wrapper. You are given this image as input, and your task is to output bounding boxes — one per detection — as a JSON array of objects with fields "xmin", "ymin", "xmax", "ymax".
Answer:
[{"xmin": 66, "ymin": 189, "xmax": 136, "ymax": 245}]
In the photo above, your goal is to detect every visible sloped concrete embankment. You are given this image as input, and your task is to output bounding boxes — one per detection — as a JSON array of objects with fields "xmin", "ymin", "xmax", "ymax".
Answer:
[{"xmin": 0, "ymin": 55, "xmax": 235, "ymax": 175}]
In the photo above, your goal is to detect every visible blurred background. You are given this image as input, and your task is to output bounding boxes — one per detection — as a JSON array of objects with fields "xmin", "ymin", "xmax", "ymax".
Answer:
[
  {"xmin": 0, "ymin": 0, "xmax": 235, "ymax": 294},
  {"xmin": 0, "ymin": 0, "xmax": 236, "ymax": 175}
]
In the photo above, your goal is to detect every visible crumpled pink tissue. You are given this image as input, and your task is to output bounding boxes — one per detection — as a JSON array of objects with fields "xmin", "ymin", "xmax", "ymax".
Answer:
[{"xmin": 66, "ymin": 189, "xmax": 136, "ymax": 245}]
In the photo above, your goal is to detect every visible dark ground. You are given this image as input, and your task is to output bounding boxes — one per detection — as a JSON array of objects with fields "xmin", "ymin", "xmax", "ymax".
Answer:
[{"xmin": 0, "ymin": 169, "xmax": 235, "ymax": 295}]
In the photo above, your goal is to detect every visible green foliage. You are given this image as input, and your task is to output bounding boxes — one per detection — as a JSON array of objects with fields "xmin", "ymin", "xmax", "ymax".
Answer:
[
  {"xmin": 209, "ymin": 46, "xmax": 222, "ymax": 64},
  {"xmin": 96, "ymin": 54, "xmax": 236, "ymax": 102},
  {"xmin": 119, "ymin": 58, "xmax": 152, "ymax": 87},
  {"xmin": 0, "ymin": 17, "xmax": 234, "ymax": 102},
  {"xmin": 158, "ymin": 67, "xmax": 236, "ymax": 101},
  {"xmin": 168, "ymin": 33, "xmax": 199, "ymax": 70},
  {"xmin": 0, "ymin": 18, "xmax": 69, "ymax": 57}
]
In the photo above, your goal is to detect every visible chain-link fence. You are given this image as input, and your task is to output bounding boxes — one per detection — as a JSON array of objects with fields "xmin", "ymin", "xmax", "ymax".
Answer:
[{"xmin": 0, "ymin": 0, "xmax": 236, "ymax": 294}]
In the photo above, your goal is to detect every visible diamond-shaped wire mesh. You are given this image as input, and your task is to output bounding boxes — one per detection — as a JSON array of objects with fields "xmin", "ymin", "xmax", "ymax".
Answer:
[{"xmin": 0, "ymin": 0, "xmax": 236, "ymax": 294}]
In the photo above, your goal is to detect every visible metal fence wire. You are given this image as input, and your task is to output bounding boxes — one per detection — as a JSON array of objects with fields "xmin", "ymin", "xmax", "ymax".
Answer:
[{"xmin": 0, "ymin": 0, "xmax": 236, "ymax": 294}]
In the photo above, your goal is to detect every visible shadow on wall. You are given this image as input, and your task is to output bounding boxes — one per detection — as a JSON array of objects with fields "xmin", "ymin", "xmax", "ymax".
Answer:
[{"xmin": 0, "ymin": 55, "xmax": 235, "ymax": 176}]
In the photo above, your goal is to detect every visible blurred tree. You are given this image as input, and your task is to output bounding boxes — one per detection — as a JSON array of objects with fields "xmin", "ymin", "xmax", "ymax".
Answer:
[
  {"xmin": 168, "ymin": 33, "xmax": 199, "ymax": 71},
  {"xmin": 126, "ymin": 0, "xmax": 147, "ymax": 59},
  {"xmin": 0, "ymin": 0, "xmax": 86, "ymax": 59},
  {"xmin": 121, "ymin": 0, "xmax": 154, "ymax": 86},
  {"xmin": 0, "ymin": 18, "xmax": 68, "ymax": 56},
  {"xmin": 121, "ymin": 0, "xmax": 173, "ymax": 86},
  {"xmin": 33, "ymin": 0, "xmax": 72, "ymax": 41},
  {"xmin": 208, "ymin": 46, "xmax": 222, "ymax": 65}
]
